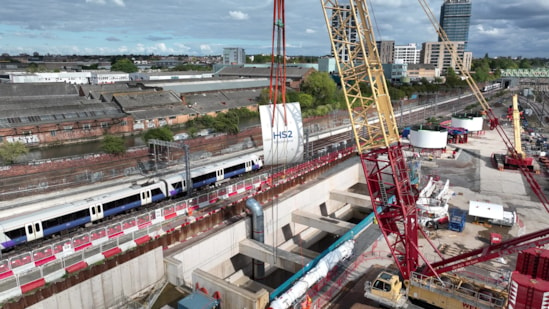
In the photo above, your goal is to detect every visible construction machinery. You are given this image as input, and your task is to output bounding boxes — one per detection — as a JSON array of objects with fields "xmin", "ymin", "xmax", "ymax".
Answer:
[
  {"xmin": 492, "ymin": 94, "xmax": 539, "ymax": 173},
  {"xmin": 320, "ymin": 0, "xmax": 549, "ymax": 308}
]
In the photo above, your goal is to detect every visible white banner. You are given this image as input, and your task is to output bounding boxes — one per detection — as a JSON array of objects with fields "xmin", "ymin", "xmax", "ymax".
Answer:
[{"xmin": 259, "ymin": 103, "xmax": 304, "ymax": 165}]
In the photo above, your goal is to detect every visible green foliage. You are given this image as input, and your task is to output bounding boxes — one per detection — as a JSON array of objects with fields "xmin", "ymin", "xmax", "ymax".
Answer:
[
  {"xmin": 295, "ymin": 92, "xmax": 314, "ymax": 109},
  {"xmin": 444, "ymin": 67, "xmax": 467, "ymax": 88},
  {"xmin": 143, "ymin": 127, "xmax": 174, "ymax": 143},
  {"xmin": 257, "ymin": 88, "xmax": 271, "ymax": 105},
  {"xmin": 185, "ymin": 108, "xmax": 258, "ymax": 135},
  {"xmin": 187, "ymin": 127, "xmax": 198, "ymax": 138},
  {"xmin": 247, "ymin": 54, "xmax": 272, "ymax": 63},
  {"xmin": 26, "ymin": 63, "xmax": 48, "ymax": 73},
  {"xmin": 0, "ymin": 142, "xmax": 29, "ymax": 164},
  {"xmin": 101, "ymin": 135, "xmax": 126, "ymax": 155},
  {"xmin": 111, "ymin": 58, "xmax": 138, "ymax": 73},
  {"xmin": 425, "ymin": 117, "xmax": 439, "ymax": 125},
  {"xmin": 212, "ymin": 112, "xmax": 239, "ymax": 134},
  {"xmin": 300, "ymin": 71, "xmax": 337, "ymax": 106}
]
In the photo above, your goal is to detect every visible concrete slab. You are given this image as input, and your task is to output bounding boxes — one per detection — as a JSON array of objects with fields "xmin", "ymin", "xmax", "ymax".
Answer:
[
  {"xmin": 239, "ymin": 239, "xmax": 311, "ymax": 273},
  {"xmin": 330, "ymin": 189, "xmax": 371, "ymax": 211},
  {"xmin": 289, "ymin": 247, "xmax": 319, "ymax": 260},
  {"xmin": 292, "ymin": 209, "xmax": 355, "ymax": 236}
]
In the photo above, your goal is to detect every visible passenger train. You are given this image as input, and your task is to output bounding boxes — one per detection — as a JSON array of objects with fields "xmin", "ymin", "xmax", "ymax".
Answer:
[
  {"xmin": 481, "ymin": 82, "xmax": 501, "ymax": 92},
  {"xmin": 0, "ymin": 154, "xmax": 263, "ymax": 251}
]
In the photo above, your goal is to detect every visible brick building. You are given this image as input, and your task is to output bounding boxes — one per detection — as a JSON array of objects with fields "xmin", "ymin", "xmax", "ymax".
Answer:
[
  {"xmin": 0, "ymin": 83, "xmax": 131, "ymax": 146},
  {"xmin": 0, "ymin": 76, "xmax": 274, "ymax": 147}
]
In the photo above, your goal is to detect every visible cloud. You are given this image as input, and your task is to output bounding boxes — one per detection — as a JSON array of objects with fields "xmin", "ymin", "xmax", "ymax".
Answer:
[
  {"xmin": 106, "ymin": 36, "xmax": 121, "ymax": 42},
  {"xmin": 305, "ymin": 28, "xmax": 316, "ymax": 34},
  {"xmin": 174, "ymin": 43, "xmax": 192, "ymax": 53},
  {"xmin": 229, "ymin": 11, "xmax": 249, "ymax": 20},
  {"xmin": 200, "ymin": 44, "xmax": 214, "ymax": 55},
  {"xmin": 85, "ymin": 0, "xmax": 106, "ymax": 4},
  {"xmin": 146, "ymin": 35, "xmax": 173, "ymax": 41},
  {"xmin": 85, "ymin": 0, "xmax": 124, "ymax": 6}
]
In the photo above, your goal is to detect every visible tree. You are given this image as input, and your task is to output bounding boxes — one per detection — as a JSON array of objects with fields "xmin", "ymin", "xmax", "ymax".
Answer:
[
  {"xmin": 444, "ymin": 67, "xmax": 465, "ymax": 88},
  {"xmin": 101, "ymin": 135, "xmax": 126, "ymax": 155},
  {"xmin": 111, "ymin": 58, "xmax": 138, "ymax": 73},
  {"xmin": 0, "ymin": 142, "xmax": 28, "ymax": 164},
  {"xmin": 300, "ymin": 71, "xmax": 337, "ymax": 106},
  {"xmin": 143, "ymin": 127, "xmax": 174, "ymax": 143}
]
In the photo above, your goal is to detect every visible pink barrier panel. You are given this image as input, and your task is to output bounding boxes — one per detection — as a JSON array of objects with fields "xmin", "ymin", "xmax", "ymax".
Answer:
[
  {"xmin": 21, "ymin": 278, "xmax": 46, "ymax": 294},
  {"xmin": 0, "ymin": 270, "xmax": 14, "ymax": 280},
  {"xmin": 102, "ymin": 247, "xmax": 122, "ymax": 259},
  {"xmin": 165, "ymin": 212, "xmax": 177, "ymax": 220},
  {"xmin": 135, "ymin": 235, "xmax": 151, "ymax": 246},
  {"xmin": 34, "ymin": 255, "xmax": 57, "ymax": 267},
  {"xmin": 66, "ymin": 261, "xmax": 88, "ymax": 274},
  {"xmin": 74, "ymin": 243, "xmax": 92, "ymax": 252}
]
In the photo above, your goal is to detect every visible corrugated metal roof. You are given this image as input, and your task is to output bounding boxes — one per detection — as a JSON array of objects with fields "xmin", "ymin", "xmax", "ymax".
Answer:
[
  {"xmin": 217, "ymin": 65, "xmax": 314, "ymax": 79},
  {"xmin": 150, "ymin": 78, "xmax": 270, "ymax": 93},
  {"xmin": 113, "ymin": 90, "xmax": 182, "ymax": 111},
  {"xmin": 183, "ymin": 89, "xmax": 259, "ymax": 114},
  {"xmin": 0, "ymin": 96, "xmax": 125, "ymax": 128},
  {"xmin": 0, "ymin": 82, "xmax": 79, "ymax": 97}
]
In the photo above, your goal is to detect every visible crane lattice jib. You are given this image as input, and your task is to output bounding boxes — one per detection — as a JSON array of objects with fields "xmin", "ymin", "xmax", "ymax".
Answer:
[
  {"xmin": 321, "ymin": 0, "xmax": 422, "ymax": 280},
  {"xmin": 320, "ymin": 0, "xmax": 399, "ymax": 154},
  {"xmin": 418, "ymin": 0, "xmax": 549, "ymax": 211}
]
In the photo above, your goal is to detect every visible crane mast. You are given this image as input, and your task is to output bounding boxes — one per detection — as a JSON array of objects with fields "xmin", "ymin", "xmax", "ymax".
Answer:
[
  {"xmin": 320, "ymin": 0, "xmax": 425, "ymax": 280},
  {"xmin": 417, "ymin": 0, "xmax": 549, "ymax": 211},
  {"xmin": 321, "ymin": 0, "xmax": 549, "ymax": 283}
]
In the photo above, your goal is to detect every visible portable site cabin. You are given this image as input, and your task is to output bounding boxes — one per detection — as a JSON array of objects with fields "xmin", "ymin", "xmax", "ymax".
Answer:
[{"xmin": 468, "ymin": 200, "xmax": 516, "ymax": 227}]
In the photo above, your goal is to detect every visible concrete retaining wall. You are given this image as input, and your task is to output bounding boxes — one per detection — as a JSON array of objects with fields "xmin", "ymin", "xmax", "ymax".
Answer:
[
  {"xmin": 26, "ymin": 248, "xmax": 164, "ymax": 309},
  {"xmin": 165, "ymin": 219, "xmax": 252, "ymax": 286},
  {"xmin": 262, "ymin": 158, "xmax": 360, "ymax": 249},
  {"xmin": 164, "ymin": 159, "xmax": 361, "ymax": 306},
  {"xmin": 193, "ymin": 268, "xmax": 269, "ymax": 309}
]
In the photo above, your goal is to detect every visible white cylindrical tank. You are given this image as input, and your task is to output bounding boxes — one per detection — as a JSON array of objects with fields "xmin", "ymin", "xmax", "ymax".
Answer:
[
  {"xmin": 451, "ymin": 112, "xmax": 484, "ymax": 132},
  {"xmin": 408, "ymin": 125, "xmax": 448, "ymax": 149}
]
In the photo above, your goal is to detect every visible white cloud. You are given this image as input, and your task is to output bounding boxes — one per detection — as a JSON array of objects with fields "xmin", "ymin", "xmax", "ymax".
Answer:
[
  {"xmin": 200, "ymin": 44, "xmax": 214, "ymax": 55},
  {"xmin": 155, "ymin": 43, "xmax": 169, "ymax": 52},
  {"xmin": 85, "ymin": 0, "xmax": 124, "ymax": 6},
  {"xmin": 305, "ymin": 28, "xmax": 315, "ymax": 34},
  {"xmin": 174, "ymin": 43, "xmax": 192, "ymax": 53},
  {"xmin": 85, "ymin": 0, "xmax": 107, "ymax": 4},
  {"xmin": 229, "ymin": 11, "xmax": 249, "ymax": 20},
  {"xmin": 117, "ymin": 46, "xmax": 129, "ymax": 54},
  {"xmin": 475, "ymin": 25, "xmax": 503, "ymax": 37},
  {"xmin": 112, "ymin": 0, "xmax": 125, "ymax": 7}
]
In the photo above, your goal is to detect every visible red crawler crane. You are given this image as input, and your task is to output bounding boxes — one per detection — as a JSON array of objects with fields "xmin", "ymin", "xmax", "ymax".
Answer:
[{"xmin": 320, "ymin": 0, "xmax": 549, "ymax": 284}]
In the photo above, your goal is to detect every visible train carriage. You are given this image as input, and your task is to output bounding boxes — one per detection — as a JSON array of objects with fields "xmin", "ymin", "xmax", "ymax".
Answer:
[{"xmin": 0, "ymin": 154, "xmax": 262, "ymax": 251}]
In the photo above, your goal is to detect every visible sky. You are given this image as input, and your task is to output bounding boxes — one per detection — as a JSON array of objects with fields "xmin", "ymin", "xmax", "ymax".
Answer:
[{"xmin": 0, "ymin": 0, "xmax": 548, "ymax": 59}]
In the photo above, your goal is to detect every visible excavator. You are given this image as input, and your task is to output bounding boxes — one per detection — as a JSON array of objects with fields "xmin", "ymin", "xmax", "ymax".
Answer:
[{"xmin": 320, "ymin": 0, "xmax": 549, "ymax": 308}]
